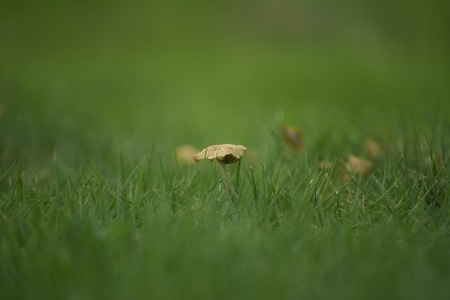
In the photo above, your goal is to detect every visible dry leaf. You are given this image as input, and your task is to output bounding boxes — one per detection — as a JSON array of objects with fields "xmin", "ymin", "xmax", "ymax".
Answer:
[
  {"xmin": 193, "ymin": 144, "xmax": 247, "ymax": 164},
  {"xmin": 365, "ymin": 138, "xmax": 383, "ymax": 160},
  {"xmin": 342, "ymin": 154, "xmax": 374, "ymax": 181},
  {"xmin": 176, "ymin": 145, "xmax": 198, "ymax": 165},
  {"xmin": 281, "ymin": 124, "xmax": 305, "ymax": 151}
]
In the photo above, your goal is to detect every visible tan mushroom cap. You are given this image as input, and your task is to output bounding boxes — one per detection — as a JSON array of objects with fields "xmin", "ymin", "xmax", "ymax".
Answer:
[{"xmin": 193, "ymin": 144, "xmax": 247, "ymax": 164}]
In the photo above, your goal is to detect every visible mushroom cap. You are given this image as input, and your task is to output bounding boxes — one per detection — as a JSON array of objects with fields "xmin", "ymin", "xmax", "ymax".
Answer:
[{"xmin": 193, "ymin": 144, "xmax": 247, "ymax": 164}]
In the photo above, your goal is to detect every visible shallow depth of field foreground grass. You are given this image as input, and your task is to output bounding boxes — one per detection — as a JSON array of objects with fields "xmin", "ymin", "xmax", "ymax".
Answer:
[
  {"xmin": 1, "ymin": 1, "xmax": 450, "ymax": 299},
  {"xmin": 1, "ymin": 121, "xmax": 449, "ymax": 300}
]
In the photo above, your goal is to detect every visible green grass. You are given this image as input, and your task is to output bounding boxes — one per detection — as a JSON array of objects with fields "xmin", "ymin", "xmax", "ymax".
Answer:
[
  {"xmin": 1, "ymin": 1, "xmax": 450, "ymax": 299},
  {"xmin": 1, "ymin": 116, "xmax": 449, "ymax": 300}
]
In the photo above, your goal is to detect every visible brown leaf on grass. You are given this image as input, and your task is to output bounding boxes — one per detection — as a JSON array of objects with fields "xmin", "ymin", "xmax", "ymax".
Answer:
[
  {"xmin": 281, "ymin": 124, "xmax": 305, "ymax": 151},
  {"xmin": 364, "ymin": 138, "xmax": 383, "ymax": 160},
  {"xmin": 176, "ymin": 145, "xmax": 198, "ymax": 166},
  {"xmin": 342, "ymin": 154, "xmax": 374, "ymax": 181},
  {"xmin": 193, "ymin": 144, "xmax": 247, "ymax": 164}
]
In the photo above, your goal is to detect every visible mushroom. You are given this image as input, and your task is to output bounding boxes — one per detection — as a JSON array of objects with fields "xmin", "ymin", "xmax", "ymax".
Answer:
[{"xmin": 193, "ymin": 144, "xmax": 247, "ymax": 194}]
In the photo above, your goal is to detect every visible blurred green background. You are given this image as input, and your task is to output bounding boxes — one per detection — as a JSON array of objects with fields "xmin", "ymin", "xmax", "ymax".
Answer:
[{"xmin": 1, "ymin": 0, "xmax": 449, "ymax": 167}]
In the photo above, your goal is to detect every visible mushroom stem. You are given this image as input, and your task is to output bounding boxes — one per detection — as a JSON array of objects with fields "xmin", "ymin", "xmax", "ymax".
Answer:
[{"xmin": 218, "ymin": 161, "xmax": 233, "ymax": 195}]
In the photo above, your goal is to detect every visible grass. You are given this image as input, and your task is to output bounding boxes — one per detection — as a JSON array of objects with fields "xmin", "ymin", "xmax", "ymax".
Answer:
[
  {"xmin": 1, "ymin": 1, "xmax": 450, "ymax": 299},
  {"xmin": 1, "ymin": 119, "xmax": 449, "ymax": 300}
]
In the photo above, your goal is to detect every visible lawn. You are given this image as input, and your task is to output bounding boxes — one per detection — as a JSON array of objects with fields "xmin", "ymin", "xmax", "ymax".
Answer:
[{"xmin": 1, "ymin": 1, "xmax": 449, "ymax": 299}]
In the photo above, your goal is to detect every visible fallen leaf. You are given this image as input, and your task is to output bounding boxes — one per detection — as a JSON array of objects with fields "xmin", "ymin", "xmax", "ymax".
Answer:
[
  {"xmin": 365, "ymin": 138, "xmax": 383, "ymax": 160},
  {"xmin": 281, "ymin": 124, "xmax": 305, "ymax": 151},
  {"xmin": 176, "ymin": 145, "xmax": 198, "ymax": 166},
  {"xmin": 342, "ymin": 154, "xmax": 374, "ymax": 181}
]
